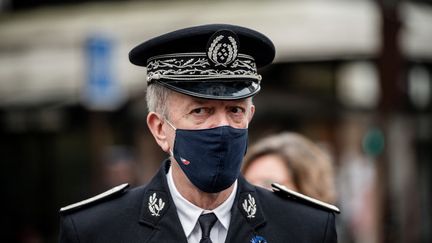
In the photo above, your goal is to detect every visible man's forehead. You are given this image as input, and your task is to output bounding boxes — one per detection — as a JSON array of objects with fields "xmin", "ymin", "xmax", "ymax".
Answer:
[{"xmin": 169, "ymin": 92, "xmax": 250, "ymax": 105}]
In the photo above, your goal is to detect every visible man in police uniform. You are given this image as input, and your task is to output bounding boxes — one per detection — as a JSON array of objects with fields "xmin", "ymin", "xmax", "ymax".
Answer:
[{"xmin": 59, "ymin": 24, "xmax": 339, "ymax": 243}]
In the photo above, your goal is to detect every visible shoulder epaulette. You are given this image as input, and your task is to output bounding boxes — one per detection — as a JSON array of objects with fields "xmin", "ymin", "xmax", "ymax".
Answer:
[
  {"xmin": 272, "ymin": 183, "xmax": 340, "ymax": 214},
  {"xmin": 60, "ymin": 183, "xmax": 130, "ymax": 213}
]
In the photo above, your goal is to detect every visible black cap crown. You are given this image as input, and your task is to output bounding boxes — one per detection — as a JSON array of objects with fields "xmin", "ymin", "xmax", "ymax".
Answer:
[{"xmin": 129, "ymin": 24, "xmax": 275, "ymax": 100}]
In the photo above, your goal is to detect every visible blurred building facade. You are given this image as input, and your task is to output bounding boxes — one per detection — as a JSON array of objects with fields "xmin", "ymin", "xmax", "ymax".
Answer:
[{"xmin": 0, "ymin": 0, "xmax": 431, "ymax": 242}]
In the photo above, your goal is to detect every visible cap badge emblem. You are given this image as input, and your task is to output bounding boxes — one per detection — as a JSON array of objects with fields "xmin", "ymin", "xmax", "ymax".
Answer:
[
  {"xmin": 148, "ymin": 192, "xmax": 165, "ymax": 217},
  {"xmin": 242, "ymin": 194, "xmax": 257, "ymax": 218},
  {"xmin": 207, "ymin": 30, "xmax": 239, "ymax": 67}
]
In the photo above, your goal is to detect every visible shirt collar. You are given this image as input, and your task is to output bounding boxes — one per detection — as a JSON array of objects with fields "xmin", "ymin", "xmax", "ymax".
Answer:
[
  {"xmin": 213, "ymin": 179, "xmax": 237, "ymax": 230},
  {"xmin": 166, "ymin": 166, "xmax": 237, "ymax": 237}
]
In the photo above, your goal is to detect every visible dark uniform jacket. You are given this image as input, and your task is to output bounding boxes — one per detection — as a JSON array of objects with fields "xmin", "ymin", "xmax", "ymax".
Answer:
[{"xmin": 59, "ymin": 160, "xmax": 337, "ymax": 243}]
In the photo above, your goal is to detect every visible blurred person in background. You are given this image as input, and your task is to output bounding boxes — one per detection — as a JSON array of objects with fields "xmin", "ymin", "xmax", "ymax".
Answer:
[
  {"xmin": 101, "ymin": 145, "xmax": 138, "ymax": 189},
  {"xmin": 337, "ymin": 118, "xmax": 378, "ymax": 243},
  {"xmin": 58, "ymin": 24, "xmax": 339, "ymax": 243},
  {"xmin": 243, "ymin": 132, "xmax": 337, "ymax": 204}
]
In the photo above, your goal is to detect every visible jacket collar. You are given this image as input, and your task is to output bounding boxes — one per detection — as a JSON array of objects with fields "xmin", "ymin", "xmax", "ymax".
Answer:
[
  {"xmin": 236, "ymin": 176, "xmax": 266, "ymax": 229},
  {"xmin": 138, "ymin": 159, "xmax": 173, "ymax": 227},
  {"xmin": 225, "ymin": 176, "xmax": 267, "ymax": 242},
  {"xmin": 138, "ymin": 159, "xmax": 267, "ymax": 242}
]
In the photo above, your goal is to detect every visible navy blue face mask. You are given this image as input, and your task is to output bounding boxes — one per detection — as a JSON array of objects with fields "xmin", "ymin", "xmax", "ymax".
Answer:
[{"xmin": 166, "ymin": 120, "xmax": 248, "ymax": 193}]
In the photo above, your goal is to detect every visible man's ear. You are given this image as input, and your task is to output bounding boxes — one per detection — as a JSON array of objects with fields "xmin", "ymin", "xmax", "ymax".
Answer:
[
  {"xmin": 248, "ymin": 104, "xmax": 255, "ymax": 123},
  {"xmin": 147, "ymin": 112, "xmax": 170, "ymax": 153}
]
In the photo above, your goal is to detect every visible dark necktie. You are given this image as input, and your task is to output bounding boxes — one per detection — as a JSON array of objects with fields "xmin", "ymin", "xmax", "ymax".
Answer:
[{"xmin": 198, "ymin": 213, "xmax": 218, "ymax": 243}]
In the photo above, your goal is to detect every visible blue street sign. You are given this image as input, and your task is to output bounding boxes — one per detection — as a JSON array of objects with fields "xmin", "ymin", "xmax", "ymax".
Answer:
[{"xmin": 82, "ymin": 34, "xmax": 124, "ymax": 111}]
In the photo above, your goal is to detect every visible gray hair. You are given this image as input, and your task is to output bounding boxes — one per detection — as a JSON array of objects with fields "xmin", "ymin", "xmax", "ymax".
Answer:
[{"xmin": 146, "ymin": 84, "xmax": 172, "ymax": 118}]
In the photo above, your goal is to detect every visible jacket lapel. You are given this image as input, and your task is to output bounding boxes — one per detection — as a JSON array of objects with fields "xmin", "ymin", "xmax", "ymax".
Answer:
[
  {"xmin": 225, "ymin": 176, "xmax": 267, "ymax": 243},
  {"xmin": 137, "ymin": 159, "xmax": 188, "ymax": 243},
  {"xmin": 136, "ymin": 161, "xmax": 267, "ymax": 243}
]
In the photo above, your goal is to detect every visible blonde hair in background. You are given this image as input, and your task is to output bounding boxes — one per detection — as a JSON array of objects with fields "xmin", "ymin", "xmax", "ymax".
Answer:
[{"xmin": 243, "ymin": 132, "xmax": 337, "ymax": 204}]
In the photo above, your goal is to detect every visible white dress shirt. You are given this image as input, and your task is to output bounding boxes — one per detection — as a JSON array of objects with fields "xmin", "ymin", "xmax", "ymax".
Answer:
[{"xmin": 167, "ymin": 167, "xmax": 237, "ymax": 243}]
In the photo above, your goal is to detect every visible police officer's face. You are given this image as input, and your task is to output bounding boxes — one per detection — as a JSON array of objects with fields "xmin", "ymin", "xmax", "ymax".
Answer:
[
  {"xmin": 166, "ymin": 91, "xmax": 254, "ymax": 130},
  {"xmin": 146, "ymin": 91, "xmax": 255, "ymax": 156},
  {"xmin": 165, "ymin": 92, "xmax": 254, "ymax": 150}
]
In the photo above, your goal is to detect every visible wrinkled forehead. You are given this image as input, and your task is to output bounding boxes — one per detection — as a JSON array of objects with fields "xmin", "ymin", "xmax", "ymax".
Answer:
[
  {"xmin": 166, "ymin": 90, "xmax": 252, "ymax": 108},
  {"xmin": 164, "ymin": 93, "xmax": 248, "ymax": 119}
]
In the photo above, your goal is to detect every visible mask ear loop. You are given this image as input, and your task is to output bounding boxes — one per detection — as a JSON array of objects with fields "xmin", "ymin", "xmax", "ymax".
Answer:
[
  {"xmin": 164, "ymin": 118, "xmax": 177, "ymax": 131},
  {"xmin": 164, "ymin": 118, "xmax": 177, "ymax": 157}
]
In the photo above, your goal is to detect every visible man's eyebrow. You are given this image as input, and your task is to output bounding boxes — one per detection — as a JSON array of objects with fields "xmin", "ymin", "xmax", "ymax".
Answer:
[
  {"xmin": 182, "ymin": 98, "xmax": 208, "ymax": 111},
  {"xmin": 184, "ymin": 98, "xmax": 247, "ymax": 110}
]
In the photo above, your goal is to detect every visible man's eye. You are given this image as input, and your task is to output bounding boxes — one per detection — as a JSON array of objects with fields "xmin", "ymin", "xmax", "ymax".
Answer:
[
  {"xmin": 191, "ymin": 108, "xmax": 209, "ymax": 115},
  {"xmin": 230, "ymin": 107, "xmax": 245, "ymax": 114}
]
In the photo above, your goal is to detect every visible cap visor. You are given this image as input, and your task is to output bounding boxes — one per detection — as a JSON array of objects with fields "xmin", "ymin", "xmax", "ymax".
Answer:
[{"xmin": 155, "ymin": 79, "xmax": 260, "ymax": 100}]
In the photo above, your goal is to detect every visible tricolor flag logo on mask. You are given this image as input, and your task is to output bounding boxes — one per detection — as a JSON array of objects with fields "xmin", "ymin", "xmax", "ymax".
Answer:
[{"xmin": 180, "ymin": 157, "xmax": 190, "ymax": 165}]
